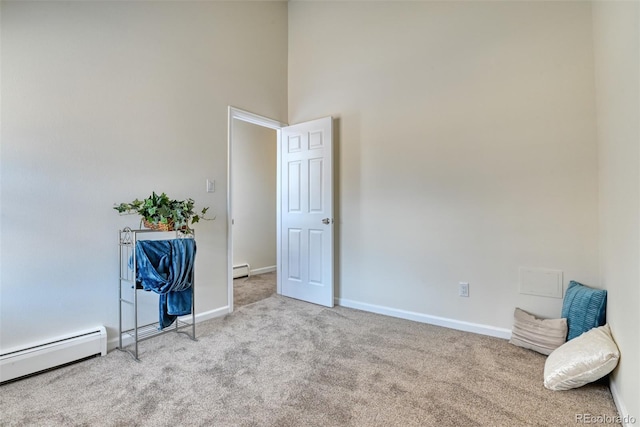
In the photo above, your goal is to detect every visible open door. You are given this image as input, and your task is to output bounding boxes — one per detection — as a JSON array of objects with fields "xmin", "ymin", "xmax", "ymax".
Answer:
[{"xmin": 280, "ymin": 117, "xmax": 334, "ymax": 307}]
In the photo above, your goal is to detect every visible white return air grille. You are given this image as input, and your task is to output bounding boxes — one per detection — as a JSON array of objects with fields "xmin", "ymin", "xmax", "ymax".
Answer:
[{"xmin": 0, "ymin": 326, "xmax": 107, "ymax": 383}]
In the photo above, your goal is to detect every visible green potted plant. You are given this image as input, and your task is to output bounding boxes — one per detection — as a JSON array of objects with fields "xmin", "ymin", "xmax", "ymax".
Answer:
[{"xmin": 114, "ymin": 191, "xmax": 211, "ymax": 233}]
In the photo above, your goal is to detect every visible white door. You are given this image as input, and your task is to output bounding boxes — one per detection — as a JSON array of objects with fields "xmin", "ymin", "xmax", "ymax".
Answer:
[{"xmin": 280, "ymin": 117, "xmax": 334, "ymax": 307}]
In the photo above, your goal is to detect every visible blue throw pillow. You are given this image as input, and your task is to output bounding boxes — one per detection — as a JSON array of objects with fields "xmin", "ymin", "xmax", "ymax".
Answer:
[{"xmin": 561, "ymin": 281, "xmax": 607, "ymax": 340}]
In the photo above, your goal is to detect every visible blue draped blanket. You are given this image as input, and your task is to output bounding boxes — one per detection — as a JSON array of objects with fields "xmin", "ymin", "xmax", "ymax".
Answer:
[{"xmin": 134, "ymin": 239, "xmax": 196, "ymax": 329}]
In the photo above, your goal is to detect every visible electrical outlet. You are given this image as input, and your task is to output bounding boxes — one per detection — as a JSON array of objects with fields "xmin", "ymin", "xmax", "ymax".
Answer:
[{"xmin": 459, "ymin": 282, "xmax": 469, "ymax": 297}]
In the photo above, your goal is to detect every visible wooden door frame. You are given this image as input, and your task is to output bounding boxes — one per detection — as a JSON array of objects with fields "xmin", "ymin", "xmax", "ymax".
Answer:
[{"xmin": 227, "ymin": 106, "xmax": 287, "ymax": 312}]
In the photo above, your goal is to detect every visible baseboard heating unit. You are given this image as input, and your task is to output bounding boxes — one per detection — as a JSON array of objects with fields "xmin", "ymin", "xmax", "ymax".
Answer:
[
  {"xmin": 0, "ymin": 326, "xmax": 107, "ymax": 383},
  {"xmin": 233, "ymin": 263, "xmax": 251, "ymax": 279}
]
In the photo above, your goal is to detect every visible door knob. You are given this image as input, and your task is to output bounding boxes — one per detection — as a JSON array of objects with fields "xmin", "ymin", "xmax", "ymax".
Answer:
[{"xmin": 322, "ymin": 218, "xmax": 331, "ymax": 225}]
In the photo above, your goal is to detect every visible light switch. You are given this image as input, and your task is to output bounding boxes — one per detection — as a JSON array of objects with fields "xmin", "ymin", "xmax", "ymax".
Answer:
[{"xmin": 206, "ymin": 179, "xmax": 215, "ymax": 193}]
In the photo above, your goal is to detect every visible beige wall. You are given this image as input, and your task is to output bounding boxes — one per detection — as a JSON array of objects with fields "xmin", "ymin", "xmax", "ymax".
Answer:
[
  {"xmin": 593, "ymin": 1, "xmax": 640, "ymax": 420},
  {"xmin": 289, "ymin": 2, "xmax": 599, "ymax": 328},
  {"xmin": 0, "ymin": 1, "xmax": 288, "ymax": 350},
  {"xmin": 232, "ymin": 120, "xmax": 277, "ymax": 272}
]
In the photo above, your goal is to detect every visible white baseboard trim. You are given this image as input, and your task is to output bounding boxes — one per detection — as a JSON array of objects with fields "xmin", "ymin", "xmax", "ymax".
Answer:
[
  {"xmin": 609, "ymin": 378, "xmax": 636, "ymax": 426},
  {"xmin": 335, "ymin": 297, "xmax": 512, "ymax": 340},
  {"xmin": 108, "ymin": 306, "xmax": 230, "ymax": 351},
  {"xmin": 250, "ymin": 265, "xmax": 276, "ymax": 275},
  {"xmin": 185, "ymin": 305, "xmax": 231, "ymax": 324}
]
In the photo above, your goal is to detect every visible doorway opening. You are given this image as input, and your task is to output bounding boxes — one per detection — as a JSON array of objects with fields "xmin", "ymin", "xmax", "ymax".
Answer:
[{"xmin": 227, "ymin": 107, "xmax": 286, "ymax": 312}]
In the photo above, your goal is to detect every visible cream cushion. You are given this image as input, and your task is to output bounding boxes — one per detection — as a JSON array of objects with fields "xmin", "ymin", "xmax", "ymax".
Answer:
[
  {"xmin": 509, "ymin": 308, "xmax": 567, "ymax": 355},
  {"xmin": 544, "ymin": 324, "xmax": 619, "ymax": 391}
]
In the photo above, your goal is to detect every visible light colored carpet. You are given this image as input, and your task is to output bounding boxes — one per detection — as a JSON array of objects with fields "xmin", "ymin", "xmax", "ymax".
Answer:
[
  {"xmin": 0, "ymin": 295, "xmax": 619, "ymax": 426},
  {"xmin": 234, "ymin": 271, "xmax": 277, "ymax": 309}
]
